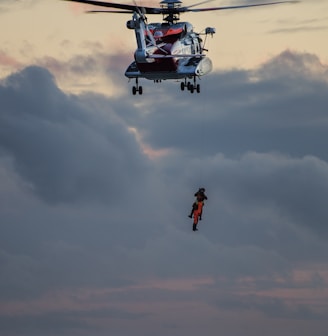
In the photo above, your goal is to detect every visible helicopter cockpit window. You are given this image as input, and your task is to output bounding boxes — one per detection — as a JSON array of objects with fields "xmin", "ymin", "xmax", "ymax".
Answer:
[{"xmin": 154, "ymin": 31, "xmax": 164, "ymax": 39}]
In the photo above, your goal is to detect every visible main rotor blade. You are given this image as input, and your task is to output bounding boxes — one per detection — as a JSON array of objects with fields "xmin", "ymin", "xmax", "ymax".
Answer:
[
  {"xmin": 63, "ymin": 0, "xmax": 299, "ymax": 16},
  {"xmin": 62, "ymin": 0, "xmax": 161, "ymax": 14},
  {"xmin": 186, "ymin": 1, "xmax": 299, "ymax": 12},
  {"xmin": 184, "ymin": 0, "xmax": 215, "ymax": 9},
  {"xmin": 87, "ymin": 9, "xmax": 133, "ymax": 13}
]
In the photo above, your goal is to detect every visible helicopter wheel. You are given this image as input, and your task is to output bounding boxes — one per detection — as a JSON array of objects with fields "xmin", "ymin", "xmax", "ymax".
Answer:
[
  {"xmin": 187, "ymin": 82, "xmax": 192, "ymax": 91},
  {"xmin": 196, "ymin": 84, "xmax": 200, "ymax": 93},
  {"xmin": 190, "ymin": 85, "xmax": 194, "ymax": 94},
  {"xmin": 180, "ymin": 82, "xmax": 185, "ymax": 91},
  {"xmin": 132, "ymin": 78, "xmax": 143, "ymax": 95}
]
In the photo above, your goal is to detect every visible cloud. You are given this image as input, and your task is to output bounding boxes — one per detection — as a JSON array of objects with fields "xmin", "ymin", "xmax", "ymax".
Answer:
[
  {"xmin": 34, "ymin": 48, "xmax": 132, "ymax": 94},
  {"xmin": 214, "ymin": 292, "xmax": 328, "ymax": 320},
  {"xmin": 0, "ymin": 50, "xmax": 22, "ymax": 69},
  {"xmin": 201, "ymin": 153, "xmax": 328, "ymax": 245},
  {"xmin": 270, "ymin": 25, "xmax": 328, "ymax": 34},
  {"xmin": 124, "ymin": 50, "xmax": 328, "ymax": 160},
  {"xmin": 0, "ymin": 66, "xmax": 147, "ymax": 204},
  {"xmin": 0, "ymin": 0, "xmax": 38, "ymax": 13},
  {"xmin": 37, "ymin": 50, "xmax": 130, "ymax": 81},
  {"xmin": 1, "ymin": 50, "xmax": 328, "ymax": 336}
]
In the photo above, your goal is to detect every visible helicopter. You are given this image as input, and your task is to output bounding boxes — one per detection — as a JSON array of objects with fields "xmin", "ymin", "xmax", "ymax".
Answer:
[{"xmin": 63, "ymin": 0, "xmax": 298, "ymax": 95}]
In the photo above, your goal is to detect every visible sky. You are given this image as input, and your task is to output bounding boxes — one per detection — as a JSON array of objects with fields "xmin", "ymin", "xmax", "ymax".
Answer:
[{"xmin": 1, "ymin": 1, "xmax": 328, "ymax": 336}]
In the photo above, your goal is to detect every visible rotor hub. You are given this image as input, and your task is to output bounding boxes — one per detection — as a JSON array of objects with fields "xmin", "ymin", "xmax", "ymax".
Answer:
[{"xmin": 160, "ymin": 0, "xmax": 182, "ymax": 23}]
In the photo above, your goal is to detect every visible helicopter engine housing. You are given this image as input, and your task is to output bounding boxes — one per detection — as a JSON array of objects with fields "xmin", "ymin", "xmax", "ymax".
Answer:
[
  {"xmin": 126, "ymin": 20, "xmax": 136, "ymax": 29},
  {"xmin": 126, "ymin": 20, "xmax": 140, "ymax": 29}
]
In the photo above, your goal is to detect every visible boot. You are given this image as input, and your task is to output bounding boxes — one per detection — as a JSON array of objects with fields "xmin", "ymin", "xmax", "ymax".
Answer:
[{"xmin": 193, "ymin": 224, "xmax": 198, "ymax": 231}]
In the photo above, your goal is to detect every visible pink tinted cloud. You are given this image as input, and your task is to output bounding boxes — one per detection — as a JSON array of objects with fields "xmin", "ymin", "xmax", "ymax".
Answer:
[
  {"xmin": 0, "ymin": 50, "xmax": 21, "ymax": 69},
  {"xmin": 0, "ymin": 276, "xmax": 214, "ymax": 317},
  {"xmin": 233, "ymin": 266, "xmax": 328, "ymax": 315}
]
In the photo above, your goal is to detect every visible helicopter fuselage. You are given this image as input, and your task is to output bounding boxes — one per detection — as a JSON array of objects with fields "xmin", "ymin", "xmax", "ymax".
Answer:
[{"xmin": 125, "ymin": 19, "xmax": 213, "ymax": 81}]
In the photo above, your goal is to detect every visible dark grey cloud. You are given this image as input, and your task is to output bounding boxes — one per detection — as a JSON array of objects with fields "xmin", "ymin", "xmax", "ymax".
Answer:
[
  {"xmin": 0, "ymin": 306, "xmax": 150, "ymax": 336},
  {"xmin": 0, "ymin": 66, "xmax": 147, "ymax": 204},
  {"xmin": 214, "ymin": 292, "xmax": 328, "ymax": 320},
  {"xmin": 1, "ymin": 50, "xmax": 328, "ymax": 336},
  {"xmin": 120, "ymin": 50, "xmax": 328, "ymax": 162},
  {"xmin": 111, "ymin": 51, "xmax": 328, "ymax": 249},
  {"xmin": 0, "ymin": 313, "xmax": 93, "ymax": 336}
]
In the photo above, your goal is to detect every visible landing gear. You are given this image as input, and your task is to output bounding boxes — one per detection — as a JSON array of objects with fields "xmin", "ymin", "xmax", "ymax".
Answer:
[
  {"xmin": 132, "ymin": 78, "xmax": 143, "ymax": 95},
  {"xmin": 180, "ymin": 77, "xmax": 200, "ymax": 94}
]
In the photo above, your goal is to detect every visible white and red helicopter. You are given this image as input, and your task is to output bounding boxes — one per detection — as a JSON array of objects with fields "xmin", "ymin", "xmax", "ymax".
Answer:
[{"xmin": 63, "ymin": 0, "xmax": 297, "ymax": 95}]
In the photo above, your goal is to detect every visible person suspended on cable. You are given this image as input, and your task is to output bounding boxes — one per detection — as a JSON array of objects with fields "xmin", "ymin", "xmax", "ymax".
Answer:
[
  {"xmin": 188, "ymin": 188, "xmax": 207, "ymax": 227},
  {"xmin": 195, "ymin": 187, "xmax": 208, "ymax": 202}
]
